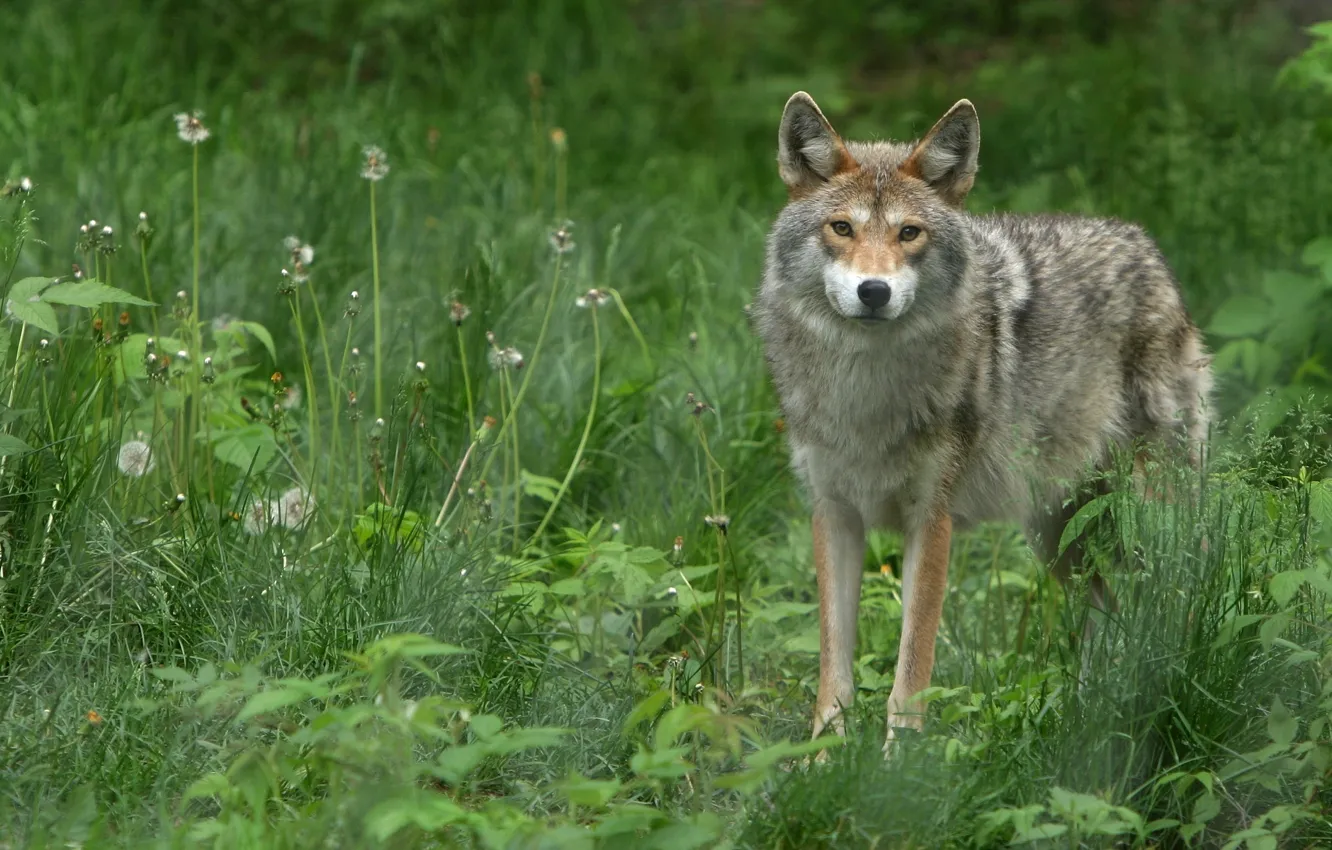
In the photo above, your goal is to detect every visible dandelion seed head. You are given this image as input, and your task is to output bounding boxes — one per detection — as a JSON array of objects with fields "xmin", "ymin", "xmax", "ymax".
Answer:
[
  {"xmin": 174, "ymin": 111, "xmax": 211, "ymax": 144},
  {"xmin": 203, "ymin": 356, "xmax": 212, "ymax": 366},
  {"xmin": 279, "ymin": 383, "xmax": 302, "ymax": 410},
  {"xmin": 450, "ymin": 300, "xmax": 471, "ymax": 326},
  {"xmin": 101, "ymin": 225, "xmax": 113, "ymax": 237},
  {"xmin": 575, "ymin": 288, "xmax": 609, "ymax": 309},
  {"xmin": 89, "ymin": 220, "xmax": 97, "ymax": 228},
  {"xmin": 176, "ymin": 290, "xmax": 187, "ymax": 300},
  {"xmin": 548, "ymin": 222, "xmax": 576, "ymax": 255},
  {"xmin": 139, "ymin": 211, "xmax": 147, "ymax": 221},
  {"xmin": 488, "ymin": 346, "xmax": 524, "ymax": 370},
  {"xmin": 243, "ymin": 499, "xmax": 271, "ymax": 535},
  {"xmin": 361, "ymin": 145, "xmax": 389, "ymax": 181},
  {"xmin": 704, "ymin": 514, "xmax": 730, "ymax": 532},
  {"xmin": 274, "ymin": 487, "xmax": 314, "ymax": 530},
  {"xmin": 350, "ymin": 290, "xmax": 359, "ymax": 300},
  {"xmin": 80, "ymin": 224, "xmax": 89, "ymax": 234},
  {"xmin": 375, "ymin": 418, "xmax": 385, "ymax": 428},
  {"xmin": 117, "ymin": 440, "xmax": 155, "ymax": 478},
  {"xmin": 415, "ymin": 360, "xmax": 426, "ymax": 372}
]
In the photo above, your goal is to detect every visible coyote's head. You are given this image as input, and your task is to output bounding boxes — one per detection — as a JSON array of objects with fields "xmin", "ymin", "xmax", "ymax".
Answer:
[{"xmin": 770, "ymin": 93, "xmax": 979, "ymax": 327}]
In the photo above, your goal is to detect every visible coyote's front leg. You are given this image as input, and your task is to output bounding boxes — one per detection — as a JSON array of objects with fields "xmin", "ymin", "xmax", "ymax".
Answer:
[
  {"xmin": 811, "ymin": 500, "xmax": 865, "ymax": 750},
  {"xmin": 884, "ymin": 509, "xmax": 952, "ymax": 755}
]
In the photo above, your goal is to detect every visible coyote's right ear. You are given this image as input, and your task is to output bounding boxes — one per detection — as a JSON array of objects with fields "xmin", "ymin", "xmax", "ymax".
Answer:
[{"xmin": 778, "ymin": 92, "xmax": 857, "ymax": 197}]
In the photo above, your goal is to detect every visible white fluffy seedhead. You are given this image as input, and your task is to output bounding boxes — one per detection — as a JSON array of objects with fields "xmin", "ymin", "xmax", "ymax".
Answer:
[
  {"xmin": 777, "ymin": 92, "xmax": 857, "ymax": 196},
  {"xmin": 903, "ymin": 99, "xmax": 981, "ymax": 208}
]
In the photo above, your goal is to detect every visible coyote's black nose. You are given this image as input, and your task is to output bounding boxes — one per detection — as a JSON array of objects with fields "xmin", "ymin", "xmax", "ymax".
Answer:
[{"xmin": 857, "ymin": 279, "xmax": 892, "ymax": 310}]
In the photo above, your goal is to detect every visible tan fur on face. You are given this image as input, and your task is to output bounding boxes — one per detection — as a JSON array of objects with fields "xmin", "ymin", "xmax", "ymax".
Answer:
[{"xmin": 823, "ymin": 217, "xmax": 930, "ymax": 277}]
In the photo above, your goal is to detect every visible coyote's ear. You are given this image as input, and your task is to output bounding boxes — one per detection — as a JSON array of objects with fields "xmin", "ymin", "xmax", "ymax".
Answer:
[
  {"xmin": 902, "ymin": 99, "xmax": 980, "ymax": 207},
  {"xmin": 778, "ymin": 92, "xmax": 857, "ymax": 196}
]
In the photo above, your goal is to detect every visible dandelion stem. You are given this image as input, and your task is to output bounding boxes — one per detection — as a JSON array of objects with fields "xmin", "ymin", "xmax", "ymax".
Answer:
[
  {"xmin": 607, "ymin": 288, "xmax": 653, "ymax": 372},
  {"xmin": 290, "ymin": 293, "xmax": 320, "ymax": 494},
  {"xmin": 307, "ymin": 286, "xmax": 339, "ymax": 488},
  {"xmin": 433, "ymin": 437, "xmax": 478, "ymax": 528},
  {"xmin": 457, "ymin": 327, "xmax": 475, "ymax": 439},
  {"xmin": 478, "ymin": 254, "xmax": 564, "ymax": 485},
  {"xmin": 528, "ymin": 304, "xmax": 600, "ymax": 547},
  {"xmin": 370, "ymin": 181, "xmax": 384, "ymax": 420},
  {"xmin": 139, "ymin": 238, "xmax": 159, "ymax": 337},
  {"xmin": 500, "ymin": 367, "xmax": 521, "ymax": 551},
  {"xmin": 187, "ymin": 142, "xmax": 202, "ymax": 491}
]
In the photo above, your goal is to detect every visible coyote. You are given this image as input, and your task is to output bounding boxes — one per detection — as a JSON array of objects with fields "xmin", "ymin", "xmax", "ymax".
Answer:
[{"xmin": 751, "ymin": 92, "xmax": 1213, "ymax": 754}]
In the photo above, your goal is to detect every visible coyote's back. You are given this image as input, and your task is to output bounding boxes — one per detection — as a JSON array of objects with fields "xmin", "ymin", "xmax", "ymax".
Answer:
[{"xmin": 751, "ymin": 91, "xmax": 1212, "ymax": 754}]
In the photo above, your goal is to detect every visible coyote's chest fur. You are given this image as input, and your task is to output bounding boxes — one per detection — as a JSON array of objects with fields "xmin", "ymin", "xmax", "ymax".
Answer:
[{"xmin": 776, "ymin": 310, "xmax": 1030, "ymax": 533}]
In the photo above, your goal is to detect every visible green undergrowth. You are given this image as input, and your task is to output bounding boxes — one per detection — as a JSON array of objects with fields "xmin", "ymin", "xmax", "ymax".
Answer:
[{"xmin": 3, "ymin": 1, "xmax": 1332, "ymax": 847}]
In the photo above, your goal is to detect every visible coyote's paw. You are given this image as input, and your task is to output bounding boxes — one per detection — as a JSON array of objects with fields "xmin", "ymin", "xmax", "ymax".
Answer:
[{"xmin": 882, "ymin": 708, "xmax": 924, "ymax": 759}]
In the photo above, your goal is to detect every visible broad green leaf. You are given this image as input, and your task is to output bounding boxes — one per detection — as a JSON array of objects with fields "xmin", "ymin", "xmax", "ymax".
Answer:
[
  {"xmin": 5, "ymin": 277, "xmax": 59, "ymax": 335},
  {"xmin": 489, "ymin": 727, "xmax": 567, "ymax": 753},
  {"xmin": 1268, "ymin": 695, "xmax": 1298, "ymax": 746},
  {"xmin": 622, "ymin": 689, "xmax": 671, "ymax": 735},
  {"xmin": 150, "ymin": 666, "xmax": 193, "ymax": 684},
  {"xmin": 236, "ymin": 687, "xmax": 310, "ymax": 722},
  {"xmin": 1259, "ymin": 611, "xmax": 1292, "ymax": 650},
  {"xmin": 1300, "ymin": 235, "xmax": 1332, "ymax": 278},
  {"xmin": 212, "ymin": 424, "xmax": 279, "ymax": 472},
  {"xmin": 1212, "ymin": 613, "xmax": 1264, "ymax": 649},
  {"xmin": 1310, "ymin": 480, "xmax": 1332, "ymax": 528},
  {"xmin": 182, "ymin": 772, "xmax": 230, "ymax": 803},
  {"xmin": 557, "ymin": 775, "xmax": 621, "ymax": 808},
  {"xmin": 1207, "ymin": 295, "xmax": 1272, "ymax": 338},
  {"xmin": 239, "ymin": 321, "xmax": 276, "ymax": 362},
  {"xmin": 1268, "ymin": 570, "xmax": 1307, "ymax": 607},
  {"xmin": 1012, "ymin": 823, "xmax": 1069, "ymax": 844},
  {"xmin": 641, "ymin": 813, "xmax": 724, "ymax": 850},
  {"xmin": 1261, "ymin": 270, "xmax": 1323, "ymax": 315},
  {"xmin": 1059, "ymin": 493, "xmax": 1112, "ymax": 557},
  {"xmin": 364, "ymin": 791, "xmax": 466, "ymax": 841},
  {"xmin": 469, "ymin": 713, "xmax": 503, "ymax": 740},
  {"xmin": 0, "ymin": 433, "xmax": 34, "ymax": 457},
  {"xmin": 548, "ymin": 577, "xmax": 585, "ymax": 596},
  {"xmin": 41, "ymin": 280, "xmax": 154, "ymax": 308},
  {"xmin": 521, "ymin": 470, "xmax": 562, "ymax": 503},
  {"xmin": 433, "ymin": 743, "xmax": 490, "ymax": 784},
  {"xmin": 630, "ymin": 743, "xmax": 692, "ymax": 780},
  {"xmin": 1191, "ymin": 792, "xmax": 1220, "ymax": 825}
]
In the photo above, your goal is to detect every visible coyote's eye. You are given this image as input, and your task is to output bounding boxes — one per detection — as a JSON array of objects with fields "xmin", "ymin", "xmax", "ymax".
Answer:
[
  {"xmin": 899, "ymin": 225, "xmax": 922, "ymax": 242},
  {"xmin": 830, "ymin": 221, "xmax": 854, "ymax": 237}
]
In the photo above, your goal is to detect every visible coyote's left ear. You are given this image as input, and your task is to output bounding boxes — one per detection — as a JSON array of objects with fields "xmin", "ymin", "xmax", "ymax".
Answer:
[
  {"xmin": 778, "ymin": 92, "xmax": 857, "ymax": 196},
  {"xmin": 903, "ymin": 99, "xmax": 980, "ymax": 208}
]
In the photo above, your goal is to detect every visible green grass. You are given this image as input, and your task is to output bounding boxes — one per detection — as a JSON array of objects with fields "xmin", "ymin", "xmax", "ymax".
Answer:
[{"xmin": 2, "ymin": 1, "xmax": 1332, "ymax": 847}]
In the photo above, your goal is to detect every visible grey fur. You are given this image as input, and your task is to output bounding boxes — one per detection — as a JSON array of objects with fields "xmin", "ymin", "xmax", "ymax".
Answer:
[{"xmin": 755, "ymin": 95, "xmax": 1213, "ymax": 587}]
